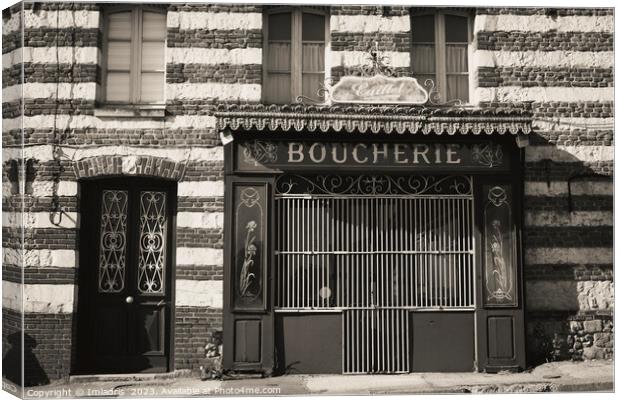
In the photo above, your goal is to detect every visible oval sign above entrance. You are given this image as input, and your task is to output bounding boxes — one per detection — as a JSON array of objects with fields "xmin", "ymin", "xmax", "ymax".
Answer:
[{"xmin": 331, "ymin": 75, "xmax": 429, "ymax": 105}]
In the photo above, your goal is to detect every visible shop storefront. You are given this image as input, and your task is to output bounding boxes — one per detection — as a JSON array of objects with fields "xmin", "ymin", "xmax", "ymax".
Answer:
[{"xmin": 217, "ymin": 99, "xmax": 533, "ymax": 374}]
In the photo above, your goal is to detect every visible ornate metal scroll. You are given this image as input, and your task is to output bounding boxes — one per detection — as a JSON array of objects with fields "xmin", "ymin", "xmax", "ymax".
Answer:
[
  {"xmin": 422, "ymin": 79, "xmax": 466, "ymax": 108},
  {"xmin": 472, "ymin": 142, "xmax": 504, "ymax": 168},
  {"xmin": 483, "ymin": 185, "xmax": 516, "ymax": 307},
  {"xmin": 275, "ymin": 174, "xmax": 472, "ymax": 197},
  {"xmin": 98, "ymin": 190, "xmax": 128, "ymax": 293},
  {"xmin": 234, "ymin": 185, "xmax": 267, "ymax": 310},
  {"xmin": 138, "ymin": 191, "xmax": 167, "ymax": 294}
]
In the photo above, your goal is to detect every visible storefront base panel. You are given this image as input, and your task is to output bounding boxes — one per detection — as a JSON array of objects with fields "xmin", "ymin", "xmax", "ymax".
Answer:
[
  {"xmin": 275, "ymin": 313, "xmax": 342, "ymax": 374},
  {"xmin": 411, "ymin": 312, "xmax": 475, "ymax": 372},
  {"xmin": 526, "ymin": 311, "xmax": 613, "ymax": 365}
]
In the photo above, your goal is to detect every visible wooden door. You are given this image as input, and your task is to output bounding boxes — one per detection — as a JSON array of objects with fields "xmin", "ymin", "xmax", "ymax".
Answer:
[{"xmin": 77, "ymin": 178, "xmax": 175, "ymax": 374}]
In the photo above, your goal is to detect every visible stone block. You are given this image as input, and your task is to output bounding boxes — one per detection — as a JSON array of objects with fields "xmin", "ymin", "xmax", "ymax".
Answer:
[
  {"xmin": 594, "ymin": 332, "xmax": 612, "ymax": 348},
  {"xmin": 582, "ymin": 346, "xmax": 606, "ymax": 360},
  {"xmin": 583, "ymin": 319, "xmax": 603, "ymax": 333}
]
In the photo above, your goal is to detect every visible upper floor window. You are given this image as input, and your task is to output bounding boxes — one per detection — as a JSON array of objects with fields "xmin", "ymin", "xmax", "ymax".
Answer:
[
  {"xmin": 264, "ymin": 8, "xmax": 327, "ymax": 104},
  {"xmin": 103, "ymin": 7, "xmax": 166, "ymax": 104},
  {"xmin": 411, "ymin": 12, "xmax": 470, "ymax": 103}
]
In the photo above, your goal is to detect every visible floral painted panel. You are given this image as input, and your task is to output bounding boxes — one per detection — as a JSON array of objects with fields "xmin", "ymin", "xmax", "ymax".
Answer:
[
  {"xmin": 233, "ymin": 184, "xmax": 267, "ymax": 310},
  {"xmin": 98, "ymin": 190, "xmax": 128, "ymax": 293},
  {"xmin": 483, "ymin": 185, "xmax": 517, "ymax": 307}
]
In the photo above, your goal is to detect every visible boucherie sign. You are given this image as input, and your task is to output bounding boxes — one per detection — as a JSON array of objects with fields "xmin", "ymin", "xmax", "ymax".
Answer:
[{"xmin": 236, "ymin": 140, "xmax": 508, "ymax": 172}]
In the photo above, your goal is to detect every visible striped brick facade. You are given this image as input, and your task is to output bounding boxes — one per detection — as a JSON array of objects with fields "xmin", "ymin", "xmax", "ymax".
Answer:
[{"xmin": 2, "ymin": 3, "xmax": 613, "ymax": 383}]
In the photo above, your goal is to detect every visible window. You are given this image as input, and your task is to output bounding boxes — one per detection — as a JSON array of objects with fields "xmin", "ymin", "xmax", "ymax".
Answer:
[
  {"xmin": 103, "ymin": 7, "xmax": 166, "ymax": 104},
  {"xmin": 264, "ymin": 8, "xmax": 327, "ymax": 104},
  {"xmin": 411, "ymin": 12, "xmax": 470, "ymax": 102}
]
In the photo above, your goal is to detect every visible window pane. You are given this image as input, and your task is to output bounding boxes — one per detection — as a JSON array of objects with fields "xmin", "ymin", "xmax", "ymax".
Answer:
[
  {"xmin": 446, "ymin": 44, "xmax": 468, "ymax": 73},
  {"xmin": 142, "ymin": 11, "xmax": 166, "ymax": 41},
  {"xmin": 302, "ymin": 43, "xmax": 324, "ymax": 72},
  {"xmin": 302, "ymin": 73, "xmax": 323, "ymax": 101},
  {"xmin": 108, "ymin": 12, "xmax": 132, "ymax": 40},
  {"xmin": 265, "ymin": 73, "xmax": 291, "ymax": 104},
  {"xmin": 140, "ymin": 72, "xmax": 164, "ymax": 103},
  {"xmin": 302, "ymin": 13, "xmax": 325, "ymax": 41},
  {"xmin": 267, "ymin": 42, "xmax": 291, "ymax": 71},
  {"xmin": 412, "ymin": 15, "xmax": 435, "ymax": 43},
  {"xmin": 107, "ymin": 41, "xmax": 131, "ymax": 70},
  {"xmin": 268, "ymin": 13, "xmax": 291, "ymax": 41},
  {"xmin": 106, "ymin": 72, "xmax": 131, "ymax": 102},
  {"xmin": 142, "ymin": 41, "xmax": 165, "ymax": 71},
  {"xmin": 446, "ymin": 75, "xmax": 468, "ymax": 101},
  {"xmin": 411, "ymin": 44, "xmax": 435, "ymax": 74},
  {"xmin": 445, "ymin": 15, "xmax": 468, "ymax": 43}
]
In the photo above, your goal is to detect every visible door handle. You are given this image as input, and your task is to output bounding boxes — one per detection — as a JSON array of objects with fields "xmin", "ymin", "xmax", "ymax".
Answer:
[{"xmin": 125, "ymin": 296, "xmax": 134, "ymax": 304}]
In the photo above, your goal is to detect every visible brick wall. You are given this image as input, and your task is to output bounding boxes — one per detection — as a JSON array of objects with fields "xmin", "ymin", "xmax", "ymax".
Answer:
[
  {"xmin": 473, "ymin": 8, "xmax": 613, "ymax": 362},
  {"xmin": 174, "ymin": 306, "xmax": 223, "ymax": 371}
]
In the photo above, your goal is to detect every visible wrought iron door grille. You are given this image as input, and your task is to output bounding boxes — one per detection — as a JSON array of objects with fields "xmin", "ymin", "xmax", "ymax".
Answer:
[{"xmin": 274, "ymin": 174, "xmax": 475, "ymax": 373}]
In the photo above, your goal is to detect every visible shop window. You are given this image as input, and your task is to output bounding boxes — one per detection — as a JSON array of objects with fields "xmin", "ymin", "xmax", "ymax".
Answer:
[
  {"xmin": 102, "ymin": 7, "xmax": 166, "ymax": 105},
  {"xmin": 411, "ymin": 11, "xmax": 470, "ymax": 103},
  {"xmin": 263, "ymin": 8, "xmax": 327, "ymax": 104}
]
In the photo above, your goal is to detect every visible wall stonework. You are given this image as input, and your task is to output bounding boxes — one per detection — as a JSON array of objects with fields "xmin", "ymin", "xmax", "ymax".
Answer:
[{"xmin": 527, "ymin": 313, "xmax": 613, "ymax": 364}]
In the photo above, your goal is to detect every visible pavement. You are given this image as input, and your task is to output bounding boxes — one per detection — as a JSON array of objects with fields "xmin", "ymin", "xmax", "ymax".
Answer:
[{"xmin": 16, "ymin": 360, "xmax": 614, "ymax": 397}]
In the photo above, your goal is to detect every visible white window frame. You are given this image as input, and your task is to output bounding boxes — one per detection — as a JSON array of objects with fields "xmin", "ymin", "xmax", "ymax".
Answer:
[
  {"xmin": 262, "ymin": 7, "xmax": 330, "ymax": 104},
  {"xmin": 101, "ymin": 6, "xmax": 167, "ymax": 106},
  {"xmin": 411, "ymin": 10, "xmax": 473, "ymax": 103}
]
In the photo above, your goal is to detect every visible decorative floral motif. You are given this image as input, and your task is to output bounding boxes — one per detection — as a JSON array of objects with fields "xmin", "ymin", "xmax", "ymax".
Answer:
[
  {"xmin": 242, "ymin": 140, "xmax": 278, "ymax": 165},
  {"xmin": 98, "ymin": 190, "xmax": 128, "ymax": 293},
  {"xmin": 239, "ymin": 220, "xmax": 258, "ymax": 297},
  {"xmin": 472, "ymin": 143, "xmax": 504, "ymax": 168},
  {"xmin": 275, "ymin": 174, "xmax": 472, "ymax": 196},
  {"xmin": 487, "ymin": 219, "xmax": 513, "ymax": 301},
  {"xmin": 488, "ymin": 186, "xmax": 508, "ymax": 206},
  {"xmin": 240, "ymin": 187, "xmax": 260, "ymax": 207}
]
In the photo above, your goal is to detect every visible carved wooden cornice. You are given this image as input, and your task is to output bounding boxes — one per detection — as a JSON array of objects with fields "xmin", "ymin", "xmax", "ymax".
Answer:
[{"xmin": 215, "ymin": 104, "xmax": 533, "ymax": 136}]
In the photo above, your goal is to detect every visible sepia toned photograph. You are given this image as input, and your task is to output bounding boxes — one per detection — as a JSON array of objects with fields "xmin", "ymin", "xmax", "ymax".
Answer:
[{"xmin": 0, "ymin": 0, "xmax": 615, "ymax": 397}]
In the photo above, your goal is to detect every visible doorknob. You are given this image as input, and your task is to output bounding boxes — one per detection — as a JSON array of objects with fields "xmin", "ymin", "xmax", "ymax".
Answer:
[{"xmin": 125, "ymin": 296, "xmax": 134, "ymax": 304}]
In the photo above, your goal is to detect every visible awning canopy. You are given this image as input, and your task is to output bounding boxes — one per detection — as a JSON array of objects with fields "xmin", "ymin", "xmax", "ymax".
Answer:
[{"xmin": 214, "ymin": 104, "xmax": 533, "ymax": 136}]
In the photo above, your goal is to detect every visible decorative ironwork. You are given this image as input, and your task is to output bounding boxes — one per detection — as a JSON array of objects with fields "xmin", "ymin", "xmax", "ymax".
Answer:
[
  {"xmin": 241, "ymin": 140, "xmax": 278, "ymax": 165},
  {"xmin": 239, "ymin": 220, "xmax": 258, "ymax": 297},
  {"xmin": 362, "ymin": 41, "xmax": 397, "ymax": 77},
  {"xmin": 138, "ymin": 191, "xmax": 167, "ymax": 294},
  {"xmin": 275, "ymin": 174, "xmax": 472, "ymax": 196},
  {"xmin": 423, "ymin": 79, "xmax": 466, "ymax": 108},
  {"xmin": 98, "ymin": 190, "xmax": 128, "ymax": 293},
  {"xmin": 472, "ymin": 142, "xmax": 504, "ymax": 168}
]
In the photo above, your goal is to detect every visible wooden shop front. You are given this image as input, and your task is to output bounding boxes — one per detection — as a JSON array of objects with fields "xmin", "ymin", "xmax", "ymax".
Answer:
[{"xmin": 217, "ymin": 103, "xmax": 532, "ymax": 375}]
